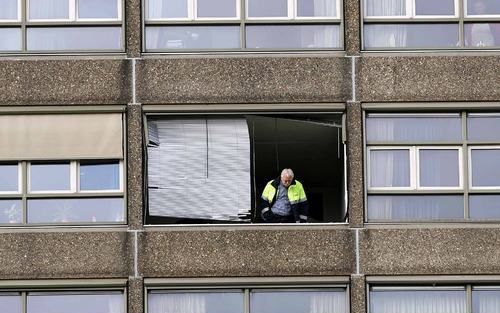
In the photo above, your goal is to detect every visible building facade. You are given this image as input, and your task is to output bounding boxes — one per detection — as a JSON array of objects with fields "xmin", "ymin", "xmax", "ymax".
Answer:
[{"xmin": 0, "ymin": 0, "xmax": 500, "ymax": 312}]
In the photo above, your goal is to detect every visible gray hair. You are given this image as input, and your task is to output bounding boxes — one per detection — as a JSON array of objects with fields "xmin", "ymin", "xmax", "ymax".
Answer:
[{"xmin": 281, "ymin": 168, "xmax": 294, "ymax": 178}]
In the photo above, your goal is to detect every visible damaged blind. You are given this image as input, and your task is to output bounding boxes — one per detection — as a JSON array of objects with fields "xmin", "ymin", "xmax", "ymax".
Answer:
[{"xmin": 148, "ymin": 117, "xmax": 251, "ymax": 221}]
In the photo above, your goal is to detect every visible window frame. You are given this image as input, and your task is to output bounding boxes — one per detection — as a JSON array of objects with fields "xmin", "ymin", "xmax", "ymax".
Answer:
[
  {"xmin": 0, "ymin": 163, "xmax": 22, "ymax": 195},
  {"xmin": 0, "ymin": 0, "xmax": 22, "ymax": 22},
  {"xmin": 364, "ymin": 0, "xmax": 460, "ymax": 19},
  {"xmin": 468, "ymin": 146, "xmax": 500, "ymax": 190}
]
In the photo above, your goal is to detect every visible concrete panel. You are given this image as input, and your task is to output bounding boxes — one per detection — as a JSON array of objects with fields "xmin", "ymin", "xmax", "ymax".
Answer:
[
  {"xmin": 141, "ymin": 228, "xmax": 355, "ymax": 277},
  {"xmin": 127, "ymin": 104, "xmax": 144, "ymax": 230},
  {"xmin": 350, "ymin": 275, "xmax": 366, "ymax": 313},
  {"xmin": 360, "ymin": 228, "xmax": 500, "ymax": 275},
  {"xmin": 137, "ymin": 56, "xmax": 351, "ymax": 104},
  {"xmin": 0, "ymin": 231, "xmax": 130, "ymax": 279},
  {"xmin": 344, "ymin": 0, "xmax": 361, "ymax": 55},
  {"xmin": 0, "ymin": 59, "xmax": 131, "ymax": 105},
  {"xmin": 358, "ymin": 56, "xmax": 500, "ymax": 102},
  {"xmin": 128, "ymin": 277, "xmax": 144, "ymax": 313},
  {"xmin": 125, "ymin": 0, "xmax": 141, "ymax": 58},
  {"xmin": 347, "ymin": 101, "xmax": 364, "ymax": 228}
]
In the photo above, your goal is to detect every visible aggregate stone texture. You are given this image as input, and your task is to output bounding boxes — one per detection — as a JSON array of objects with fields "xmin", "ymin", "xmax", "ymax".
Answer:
[
  {"xmin": 141, "ymin": 229, "xmax": 355, "ymax": 277},
  {"xmin": 360, "ymin": 228, "xmax": 500, "ymax": 275},
  {"xmin": 127, "ymin": 104, "xmax": 144, "ymax": 230},
  {"xmin": 136, "ymin": 57, "xmax": 351, "ymax": 104},
  {"xmin": 350, "ymin": 275, "xmax": 366, "ymax": 313},
  {"xmin": 0, "ymin": 232, "xmax": 130, "ymax": 279},
  {"xmin": 0, "ymin": 59, "xmax": 131, "ymax": 105},
  {"xmin": 126, "ymin": 0, "xmax": 141, "ymax": 57},
  {"xmin": 128, "ymin": 278, "xmax": 144, "ymax": 313},
  {"xmin": 344, "ymin": 0, "xmax": 361, "ymax": 55},
  {"xmin": 347, "ymin": 102, "xmax": 364, "ymax": 228},
  {"xmin": 358, "ymin": 56, "xmax": 500, "ymax": 102}
]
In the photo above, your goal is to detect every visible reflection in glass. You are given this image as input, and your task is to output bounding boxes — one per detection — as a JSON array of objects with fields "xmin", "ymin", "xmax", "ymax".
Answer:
[
  {"xmin": 0, "ymin": 28, "xmax": 21, "ymax": 51},
  {"xmin": 0, "ymin": 293, "xmax": 22, "ymax": 313},
  {"xmin": 467, "ymin": 0, "xmax": 500, "ymax": 15},
  {"xmin": 415, "ymin": 0, "xmax": 455, "ymax": 15},
  {"xmin": 148, "ymin": 0, "xmax": 188, "ymax": 19},
  {"xmin": 368, "ymin": 195, "xmax": 464, "ymax": 221},
  {"xmin": 148, "ymin": 291, "xmax": 244, "ymax": 313},
  {"xmin": 473, "ymin": 288, "xmax": 500, "ymax": 313},
  {"xmin": 0, "ymin": 0, "xmax": 18, "ymax": 19},
  {"xmin": 27, "ymin": 27, "xmax": 122, "ymax": 51},
  {"xmin": 27, "ymin": 198, "xmax": 124, "ymax": 223},
  {"xmin": 30, "ymin": 163, "xmax": 71, "ymax": 192},
  {"xmin": 78, "ymin": 0, "xmax": 118, "ymax": 19},
  {"xmin": 470, "ymin": 195, "xmax": 500, "ymax": 220},
  {"xmin": 80, "ymin": 162, "xmax": 120, "ymax": 191},
  {"xmin": 0, "ymin": 164, "xmax": 18, "ymax": 192},
  {"xmin": 246, "ymin": 25, "xmax": 340, "ymax": 48},
  {"xmin": 370, "ymin": 288, "xmax": 466, "ymax": 313},
  {"xmin": 366, "ymin": 115, "xmax": 462, "ymax": 142},
  {"xmin": 29, "ymin": 0, "xmax": 70, "ymax": 19},
  {"xmin": 468, "ymin": 115, "xmax": 500, "ymax": 141},
  {"xmin": 419, "ymin": 149, "xmax": 460, "ymax": 187},
  {"xmin": 251, "ymin": 289, "xmax": 347, "ymax": 313},
  {"xmin": 146, "ymin": 26, "xmax": 240, "ymax": 50},
  {"xmin": 297, "ymin": 0, "xmax": 337, "ymax": 17},
  {"xmin": 365, "ymin": 0, "xmax": 405, "ymax": 16},
  {"xmin": 364, "ymin": 24, "xmax": 458, "ymax": 49},
  {"xmin": 247, "ymin": 0, "xmax": 287, "ymax": 17},
  {"xmin": 370, "ymin": 150, "xmax": 410, "ymax": 187},
  {"xmin": 471, "ymin": 149, "xmax": 500, "ymax": 187},
  {"xmin": 27, "ymin": 292, "xmax": 124, "ymax": 313},
  {"xmin": 465, "ymin": 23, "xmax": 499, "ymax": 47},
  {"xmin": 197, "ymin": 0, "xmax": 236, "ymax": 18},
  {"xmin": 0, "ymin": 200, "xmax": 22, "ymax": 224}
]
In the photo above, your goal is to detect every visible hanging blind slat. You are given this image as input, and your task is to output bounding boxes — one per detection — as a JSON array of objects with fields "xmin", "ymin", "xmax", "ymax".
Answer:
[
  {"xmin": 148, "ymin": 117, "xmax": 251, "ymax": 221},
  {"xmin": 0, "ymin": 114, "xmax": 123, "ymax": 161}
]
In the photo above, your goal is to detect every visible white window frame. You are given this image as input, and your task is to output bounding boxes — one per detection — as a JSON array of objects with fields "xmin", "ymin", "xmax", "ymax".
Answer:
[
  {"xmin": 28, "ymin": 161, "xmax": 76, "ymax": 194},
  {"xmin": 464, "ymin": 0, "xmax": 500, "ymax": 17},
  {"xmin": 0, "ymin": 162, "xmax": 22, "ymax": 195},
  {"xmin": 364, "ymin": 0, "xmax": 459, "ymax": 19},
  {"xmin": 416, "ymin": 146, "xmax": 463, "ymax": 190},
  {"xmin": 78, "ymin": 160, "xmax": 124, "ymax": 193},
  {"xmin": 28, "ymin": 0, "xmax": 122, "ymax": 22},
  {"xmin": 468, "ymin": 146, "xmax": 500, "ymax": 190},
  {"xmin": 0, "ymin": 0, "xmax": 22, "ymax": 22},
  {"xmin": 146, "ymin": 0, "xmax": 240, "ymax": 21},
  {"xmin": 246, "ymin": 0, "xmax": 339, "ymax": 20},
  {"xmin": 367, "ymin": 146, "xmax": 415, "ymax": 191}
]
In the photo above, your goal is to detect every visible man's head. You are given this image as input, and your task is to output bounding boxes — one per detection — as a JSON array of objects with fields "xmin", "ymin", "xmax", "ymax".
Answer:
[{"xmin": 280, "ymin": 168, "xmax": 294, "ymax": 187}]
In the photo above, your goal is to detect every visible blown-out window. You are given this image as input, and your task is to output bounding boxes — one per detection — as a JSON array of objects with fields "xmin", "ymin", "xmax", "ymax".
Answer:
[
  {"xmin": 366, "ymin": 112, "xmax": 500, "ymax": 222},
  {"xmin": 146, "ymin": 113, "xmax": 346, "ymax": 224},
  {"xmin": 0, "ymin": 113, "xmax": 125, "ymax": 225},
  {"xmin": 143, "ymin": 0, "xmax": 342, "ymax": 51}
]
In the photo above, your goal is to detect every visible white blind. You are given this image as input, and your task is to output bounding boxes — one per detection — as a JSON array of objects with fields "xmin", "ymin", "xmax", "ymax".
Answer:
[{"xmin": 148, "ymin": 117, "xmax": 251, "ymax": 221}]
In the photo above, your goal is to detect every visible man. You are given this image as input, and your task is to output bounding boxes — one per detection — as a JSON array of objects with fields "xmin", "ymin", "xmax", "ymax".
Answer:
[{"xmin": 260, "ymin": 168, "xmax": 309, "ymax": 223}]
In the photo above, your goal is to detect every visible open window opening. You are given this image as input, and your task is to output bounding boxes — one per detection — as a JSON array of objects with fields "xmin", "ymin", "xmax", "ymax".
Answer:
[{"xmin": 145, "ymin": 113, "xmax": 346, "ymax": 224}]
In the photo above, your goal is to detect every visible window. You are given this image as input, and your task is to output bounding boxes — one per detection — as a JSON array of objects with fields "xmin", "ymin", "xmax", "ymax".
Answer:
[
  {"xmin": 363, "ymin": 0, "xmax": 500, "ymax": 49},
  {"xmin": 146, "ymin": 113, "xmax": 346, "ymax": 224},
  {"xmin": 144, "ymin": 0, "xmax": 342, "ymax": 51},
  {"xmin": 366, "ymin": 112, "xmax": 500, "ymax": 222},
  {"xmin": 369, "ymin": 284, "xmax": 500, "ymax": 313},
  {"xmin": 0, "ymin": 0, "xmax": 123, "ymax": 53},
  {"xmin": 0, "ymin": 113, "xmax": 125, "ymax": 225}
]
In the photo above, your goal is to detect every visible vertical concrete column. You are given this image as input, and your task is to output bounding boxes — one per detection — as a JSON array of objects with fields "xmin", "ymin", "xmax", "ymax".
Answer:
[
  {"xmin": 343, "ymin": 0, "xmax": 361, "ymax": 55},
  {"xmin": 125, "ymin": 0, "xmax": 142, "ymax": 57},
  {"xmin": 127, "ymin": 103, "xmax": 144, "ymax": 230},
  {"xmin": 128, "ymin": 277, "xmax": 145, "ymax": 313},
  {"xmin": 347, "ymin": 101, "xmax": 364, "ymax": 228},
  {"xmin": 350, "ymin": 275, "xmax": 366, "ymax": 313}
]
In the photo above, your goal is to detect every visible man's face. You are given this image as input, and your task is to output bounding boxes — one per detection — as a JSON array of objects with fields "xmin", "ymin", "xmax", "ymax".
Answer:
[{"xmin": 281, "ymin": 174, "xmax": 293, "ymax": 187}]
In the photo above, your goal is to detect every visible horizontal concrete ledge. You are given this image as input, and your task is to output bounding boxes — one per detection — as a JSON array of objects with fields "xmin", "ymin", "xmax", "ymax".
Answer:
[
  {"xmin": 367, "ymin": 275, "xmax": 500, "ymax": 283},
  {"xmin": 362, "ymin": 102, "xmax": 500, "ymax": 110},
  {"xmin": 143, "ymin": 103, "xmax": 346, "ymax": 113},
  {"xmin": 145, "ymin": 276, "xmax": 350, "ymax": 286}
]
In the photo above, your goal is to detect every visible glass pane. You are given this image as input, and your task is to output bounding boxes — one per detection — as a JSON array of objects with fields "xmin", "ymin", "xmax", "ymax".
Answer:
[
  {"xmin": 370, "ymin": 289, "xmax": 466, "ymax": 313},
  {"xmin": 0, "ymin": 164, "xmax": 18, "ymax": 192},
  {"xmin": 465, "ymin": 23, "xmax": 500, "ymax": 48},
  {"xmin": 146, "ymin": 26, "xmax": 240, "ymax": 50},
  {"xmin": 148, "ymin": 291, "xmax": 244, "ymax": 313},
  {"xmin": 80, "ymin": 162, "xmax": 120, "ymax": 191},
  {"xmin": 470, "ymin": 195, "xmax": 500, "ymax": 220},
  {"xmin": 247, "ymin": 0, "xmax": 287, "ymax": 17},
  {"xmin": 0, "ymin": 0, "xmax": 18, "ymax": 19},
  {"xmin": 366, "ymin": 115, "xmax": 462, "ymax": 142},
  {"xmin": 198, "ymin": 0, "xmax": 236, "ymax": 17},
  {"xmin": 297, "ymin": 0, "xmax": 337, "ymax": 17},
  {"xmin": 370, "ymin": 150, "xmax": 410, "ymax": 187},
  {"xmin": 367, "ymin": 195, "xmax": 464, "ymax": 221},
  {"xmin": 78, "ymin": 0, "xmax": 118, "ymax": 19},
  {"xmin": 473, "ymin": 288, "xmax": 500, "ymax": 313},
  {"xmin": 468, "ymin": 115, "xmax": 500, "ymax": 141},
  {"xmin": 148, "ymin": 0, "xmax": 187, "ymax": 19},
  {"xmin": 0, "ymin": 293, "xmax": 22, "ymax": 313},
  {"xmin": 471, "ymin": 149, "xmax": 500, "ymax": 187},
  {"xmin": 365, "ymin": 0, "xmax": 405, "ymax": 16},
  {"xmin": 419, "ymin": 149, "xmax": 460, "ymax": 187},
  {"xmin": 246, "ymin": 25, "xmax": 341, "ymax": 49},
  {"xmin": 29, "ymin": 0, "xmax": 70, "ymax": 19},
  {"xmin": 0, "ymin": 200, "xmax": 22, "ymax": 224},
  {"xmin": 0, "ymin": 28, "xmax": 22, "ymax": 51},
  {"xmin": 27, "ymin": 27, "xmax": 122, "ymax": 50},
  {"xmin": 30, "ymin": 163, "xmax": 71, "ymax": 192},
  {"xmin": 28, "ymin": 292, "xmax": 124, "ymax": 313},
  {"xmin": 415, "ymin": 0, "xmax": 455, "ymax": 15},
  {"xmin": 364, "ymin": 24, "xmax": 459, "ymax": 49},
  {"xmin": 251, "ymin": 290, "xmax": 347, "ymax": 313},
  {"xmin": 27, "ymin": 198, "xmax": 124, "ymax": 223},
  {"xmin": 467, "ymin": 0, "xmax": 500, "ymax": 15}
]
